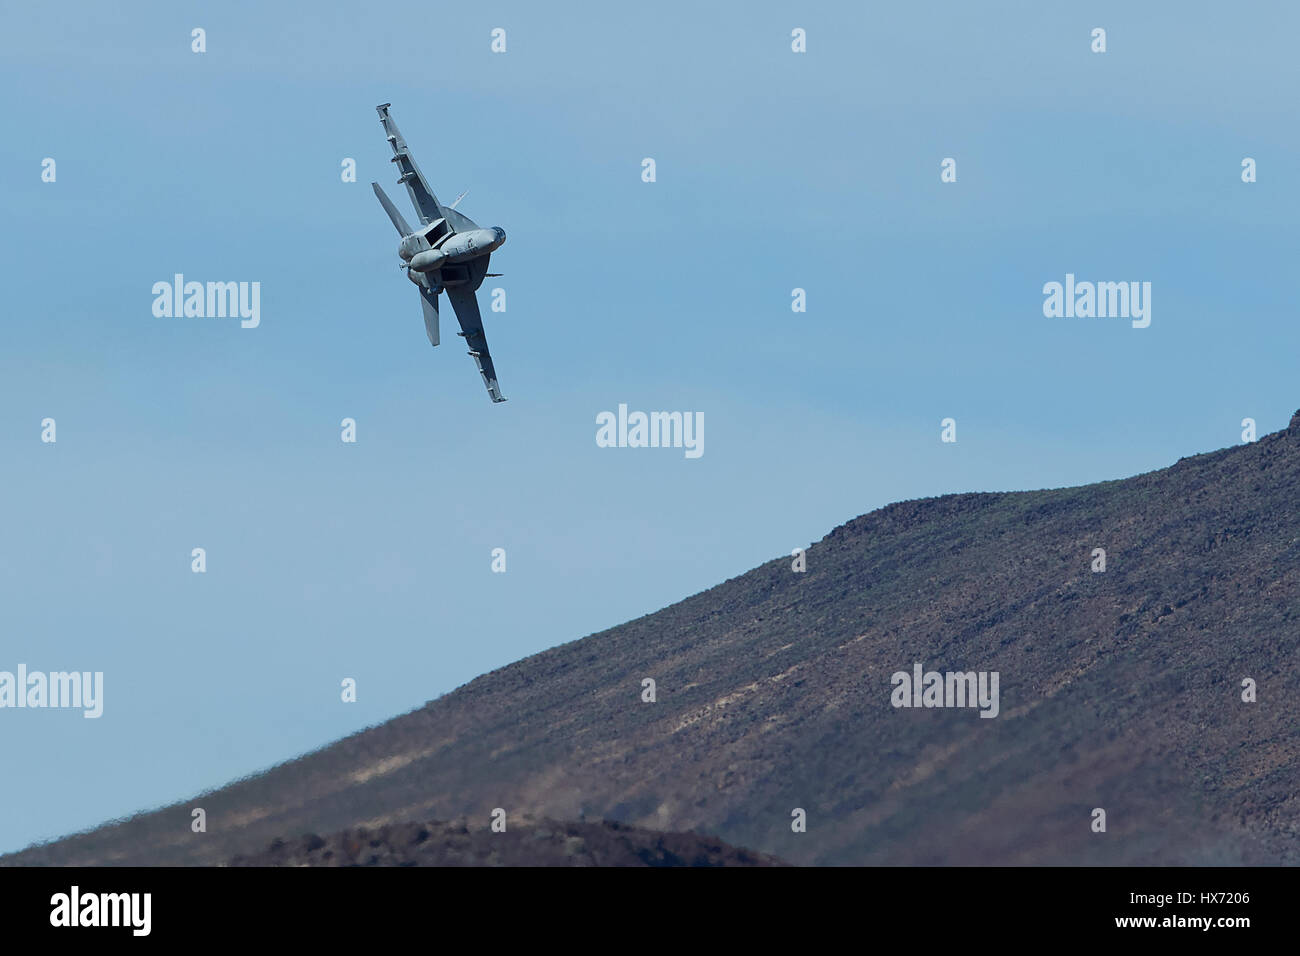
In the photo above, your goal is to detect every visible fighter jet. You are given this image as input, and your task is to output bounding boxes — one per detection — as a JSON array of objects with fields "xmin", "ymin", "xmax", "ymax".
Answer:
[{"xmin": 371, "ymin": 103, "xmax": 508, "ymax": 403}]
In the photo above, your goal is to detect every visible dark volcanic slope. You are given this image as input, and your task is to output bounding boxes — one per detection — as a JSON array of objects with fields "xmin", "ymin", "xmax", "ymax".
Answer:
[
  {"xmin": 228, "ymin": 818, "xmax": 786, "ymax": 867},
  {"xmin": 9, "ymin": 416, "xmax": 1300, "ymax": 866}
]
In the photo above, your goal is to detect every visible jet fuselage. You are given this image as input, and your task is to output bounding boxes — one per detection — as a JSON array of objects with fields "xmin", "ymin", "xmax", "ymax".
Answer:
[{"xmin": 402, "ymin": 226, "xmax": 505, "ymax": 273}]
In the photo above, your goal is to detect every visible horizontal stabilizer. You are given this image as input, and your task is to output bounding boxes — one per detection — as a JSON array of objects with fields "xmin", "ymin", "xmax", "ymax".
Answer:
[{"xmin": 372, "ymin": 182, "xmax": 411, "ymax": 236}]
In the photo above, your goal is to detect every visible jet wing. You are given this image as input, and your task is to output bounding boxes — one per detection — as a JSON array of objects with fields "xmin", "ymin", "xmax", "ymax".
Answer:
[
  {"xmin": 445, "ymin": 285, "xmax": 506, "ymax": 403},
  {"xmin": 376, "ymin": 104, "xmax": 445, "ymax": 227}
]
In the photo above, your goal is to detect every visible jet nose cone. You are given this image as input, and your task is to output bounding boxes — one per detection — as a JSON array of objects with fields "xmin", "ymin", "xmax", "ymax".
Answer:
[{"xmin": 492, "ymin": 226, "xmax": 506, "ymax": 245}]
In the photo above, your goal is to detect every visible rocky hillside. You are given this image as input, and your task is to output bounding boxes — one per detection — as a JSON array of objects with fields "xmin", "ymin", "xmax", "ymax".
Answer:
[
  {"xmin": 228, "ymin": 818, "xmax": 786, "ymax": 867},
  {"xmin": 8, "ymin": 414, "xmax": 1300, "ymax": 866}
]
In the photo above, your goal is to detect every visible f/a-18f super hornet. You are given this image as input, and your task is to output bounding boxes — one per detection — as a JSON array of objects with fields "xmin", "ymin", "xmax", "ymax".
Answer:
[{"xmin": 371, "ymin": 103, "xmax": 508, "ymax": 402}]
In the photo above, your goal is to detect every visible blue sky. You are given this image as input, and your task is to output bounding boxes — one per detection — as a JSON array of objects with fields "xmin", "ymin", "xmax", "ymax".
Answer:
[{"xmin": 2, "ymin": 0, "xmax": 1298, "ymax": 853}]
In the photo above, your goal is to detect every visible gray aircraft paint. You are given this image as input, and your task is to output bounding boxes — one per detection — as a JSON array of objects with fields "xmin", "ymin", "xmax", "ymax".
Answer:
[{"xmin": 372, "ymin": 104, "xmax": 508, "ymax": 403}]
